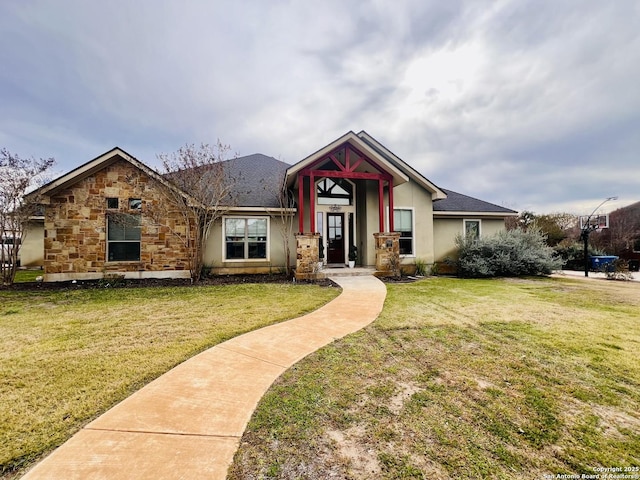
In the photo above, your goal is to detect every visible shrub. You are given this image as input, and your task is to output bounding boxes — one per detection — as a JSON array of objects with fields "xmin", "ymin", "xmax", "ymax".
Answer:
[
  {"xmin": 604, "ymin": 259, "xmax": 635, "ymax": 281},
  {"xmin": 554, "ymin": 241, "xmax": 607, "ymax": 270},
  {"xmin": 414, "ymin": 258, "xmax": 429, "ymax": 276},
  {"xmin": 456, "ymin": 228, "xmax": 562, "ymax": 278}
]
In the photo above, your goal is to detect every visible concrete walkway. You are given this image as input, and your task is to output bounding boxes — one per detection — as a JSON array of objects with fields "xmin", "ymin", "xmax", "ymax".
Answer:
[{"xmin": 22, "ymin": 275, "xmax": 387, "ymax": 480}]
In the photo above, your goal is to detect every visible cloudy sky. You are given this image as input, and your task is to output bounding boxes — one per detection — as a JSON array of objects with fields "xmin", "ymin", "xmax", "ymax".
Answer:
[{"xmin": 1, "ymin": 0, "xmax": 638, "ymax": 216}]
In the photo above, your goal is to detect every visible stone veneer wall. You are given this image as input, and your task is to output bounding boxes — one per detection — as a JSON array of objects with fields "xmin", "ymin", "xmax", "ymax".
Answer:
[
  {"xmin": 44, "ymin": 159, "xmax": 194, "ymax": 280},
  {"xmin": 373, "ymin": 232, "xmax": 400, "ymax": 276},
  {"xmin": 295, "ymin": 233, "xmax": 320, "ymax": 280}
]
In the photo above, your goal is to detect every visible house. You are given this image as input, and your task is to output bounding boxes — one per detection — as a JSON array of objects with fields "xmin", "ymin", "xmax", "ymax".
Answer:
[
  {"xmin": 27, "ymin": 131, "xmax": 517, "ymax": 281},
  {"xmin": 591, "ymin": 200, "xmax": 640, "ymax": 272}
]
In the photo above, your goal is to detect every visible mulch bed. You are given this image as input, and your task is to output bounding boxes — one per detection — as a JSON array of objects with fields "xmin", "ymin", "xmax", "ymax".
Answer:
[
  {"xmin": 2, "ymin": 274, "xmax": 337, "ymax": 291},
  {"xmin": 3, "ymin": 272, "xmax": 429, "ymax": 292}
]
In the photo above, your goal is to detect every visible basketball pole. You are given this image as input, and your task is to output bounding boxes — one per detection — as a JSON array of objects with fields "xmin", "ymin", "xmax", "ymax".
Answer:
[{"xmin": 581, "ymin": 196, "xmax": 618, "ymax": 277}]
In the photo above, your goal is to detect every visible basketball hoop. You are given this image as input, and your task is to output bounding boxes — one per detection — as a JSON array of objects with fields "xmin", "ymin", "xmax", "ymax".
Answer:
[
  {"xmin": 581, "ymin": 197, "xmax": 617, "ymax": 277},
  {"xmin": 579, "ymin": 213, "xmax": 609, "ymax": 231}
]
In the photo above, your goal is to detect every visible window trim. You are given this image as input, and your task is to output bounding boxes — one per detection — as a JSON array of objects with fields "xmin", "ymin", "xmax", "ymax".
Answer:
[
  {"xmin": 106, "ymin": 213, "xmax": 142, "ymax": 263},
  {"xmin": 222, "ymin": 216, "xmax": 270, "ymax": 262},
  {"xmin": 391, "ymin": 207, "xmax": 416, "ymax": 257},
  {"xmin": 463, "ymin": 219, "xmax": 482, "ymax": 240}
]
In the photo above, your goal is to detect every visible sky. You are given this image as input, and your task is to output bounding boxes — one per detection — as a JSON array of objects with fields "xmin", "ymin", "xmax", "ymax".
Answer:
[{"xmin": 1, "ymin": 0, "xmax": 638, "ymax": 216}]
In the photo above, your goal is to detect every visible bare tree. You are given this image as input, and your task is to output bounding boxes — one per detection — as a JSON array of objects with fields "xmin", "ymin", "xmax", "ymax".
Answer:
[
  {"xmin": 532, "ymin": 213, "xmax": 578, "ymax": 246},
  {"xmin": 507, "ymin": 210, "xmax": 579, "ymax": 247},
  {"xmin": 591, "ymin": 202, "xmax": 640, "ymax": 255},
  {"xmin": 154, "ymin": 142, "xmax": 237, "ymax": 281},
  {"xmin": 0, "ymin": 149, "xmax": 55, "ymax": 285},
  {"xmin": 263, "ymin": 180, "xmax": 296, "ymax": 276}
]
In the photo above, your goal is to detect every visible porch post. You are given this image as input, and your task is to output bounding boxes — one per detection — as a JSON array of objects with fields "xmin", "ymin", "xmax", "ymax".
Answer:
[
  {"xmin": 378, "ymin": 179, "xmax": 384, "ymax": 232},
  {"xmin": 310, "ymin": 172, "xmax": 316, "ymax": 233},
  {"xmin": 388, "ymin": 178, "xmax": 395, "ymax": 232},
  {"xmin": 298, "ymin": 173, "xmax": 304, "ymax": 233}
]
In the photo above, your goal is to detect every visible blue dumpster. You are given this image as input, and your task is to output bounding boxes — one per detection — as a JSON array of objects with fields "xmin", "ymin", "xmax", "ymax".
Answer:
[{"xmin": 589, "ymin": 256, "xmax": 618, "ymax": 272}]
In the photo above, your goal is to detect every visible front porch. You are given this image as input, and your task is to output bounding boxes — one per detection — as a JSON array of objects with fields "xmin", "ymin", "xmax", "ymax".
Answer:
[
  {"xmin": 287, "ymin": 132, "xmax": 407, "ymax": 280},
  {"xmin": 310, "ymin": 265, "xmax": 376, "ymax": 279},
  {"xmin": 294, "ymin": 232, "xmax": 401, "ymax": 280}
]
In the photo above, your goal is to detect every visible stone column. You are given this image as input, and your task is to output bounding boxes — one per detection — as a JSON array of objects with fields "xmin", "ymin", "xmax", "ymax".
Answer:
[
  {"xmin": 373, "ymin": 232, "xmax": 401, "ymax": 276},
  {"xmin": 295, "ymin": 233, "xmax": 321, "ymax": 280}
]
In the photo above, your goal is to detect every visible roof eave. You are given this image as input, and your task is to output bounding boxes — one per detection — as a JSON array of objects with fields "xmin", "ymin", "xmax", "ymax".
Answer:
[
  {"xmin": 433, "ymin": 210, "xmax": 519, "ymax": 217},
  {"xmin": 224, "ymin": 206, "xmax": 297, "ymax": 214}
]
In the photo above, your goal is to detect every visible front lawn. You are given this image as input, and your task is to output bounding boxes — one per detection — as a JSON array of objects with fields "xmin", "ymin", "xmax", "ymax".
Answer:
[
  {"xmin": 0, "ymin": 282, "xmax": 339, "ymax": 479},
  {"xmin": 230, "ymin": 277, "xmax": 640, "ymax": 479},
  {"xmin": 11, "ymin": 270, "xmax": 43, "ymax": 283}
]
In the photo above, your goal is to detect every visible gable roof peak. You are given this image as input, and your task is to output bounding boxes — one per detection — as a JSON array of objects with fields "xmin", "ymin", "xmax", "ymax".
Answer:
[{"xmin": 27, "ymin": 146, "xmax": 184, "ymax": 202}]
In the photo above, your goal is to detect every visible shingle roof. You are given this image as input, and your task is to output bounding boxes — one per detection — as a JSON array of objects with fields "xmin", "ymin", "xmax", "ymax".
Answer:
[
  {"xmin": 226, "ymin": 155, "xmax": 517, "ymax": 215},
  {"xmin": 434, "ymin": 189, "xmax": 517, "ymax": 214},
  {"xmin": 223, "ymin": 154, "xmax": 291, "ymax": 207}
]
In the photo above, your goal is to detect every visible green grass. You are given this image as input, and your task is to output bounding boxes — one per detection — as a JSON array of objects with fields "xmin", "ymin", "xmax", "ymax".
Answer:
[
  {"xmin": 10, "ymin": 269, "xmax": 42, "ymax": 283},
  {"xmin": 0, "ymin": 282, "xmax": 339, "ymax": 479},
  {"xmin": 229, "ymin": 277, "xmax": 640, "ymax": 479}
]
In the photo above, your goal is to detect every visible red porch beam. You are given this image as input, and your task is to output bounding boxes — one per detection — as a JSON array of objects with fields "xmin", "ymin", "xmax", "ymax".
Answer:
[
  {"xmin": 388, "ymin": 179, "xmax": 395, "ymax": 232},
  {"xmin": 349, "ymin": 155, "xmax": 364, "ymax": 172},
  {"xmin": 299, "ymin": 169, "xmax": 389, "ymax": 181},
  {"xmin": 310, "ymin": 172, "xmax": 316, "ymax": 233},
  {"xmin": 330, "ymin": 154, "xmax": 347, "ymax": 172},
  {"xmin": 298, "ymin": 173, "xmax": 304, "ymax": 233},
  {"xmin": 378, "ymin": 179, "xmax": 384, "ymax": 232}
]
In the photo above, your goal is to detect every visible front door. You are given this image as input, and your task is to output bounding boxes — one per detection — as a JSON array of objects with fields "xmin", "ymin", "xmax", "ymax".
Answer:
[{"xmin": 327, "ymin": 213, "xmax": 345, "ymax": 264}]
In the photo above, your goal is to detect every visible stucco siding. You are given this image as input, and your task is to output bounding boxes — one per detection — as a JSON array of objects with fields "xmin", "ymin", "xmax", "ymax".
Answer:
[
  {"xmin": 20, "ymin": 219, "xmax": 44, "ymax": 267},
  {"xmin": 433, "ymin": 217, "xmax": 507, "ymax": 262},
  {"xmin": 482, "ymin": 218, "xmax": 508, "ymax": 237},
  {"xmin": 204, "ymin": 213, "xmax": 297, "ymax": 274},
  {"xmin": 392, "ymin": 180, "xmax": 435, "ymax": 264}
]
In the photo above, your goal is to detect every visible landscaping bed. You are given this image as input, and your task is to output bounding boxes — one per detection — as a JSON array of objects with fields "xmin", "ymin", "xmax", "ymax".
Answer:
[{"xmin": 3, "ymin": 273, "xmax": 335, "ymax": 291}]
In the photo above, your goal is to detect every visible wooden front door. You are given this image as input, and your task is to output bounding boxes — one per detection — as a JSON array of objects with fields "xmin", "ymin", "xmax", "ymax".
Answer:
[{"xmin": 327, "ymin": 213, "xmax": 345, "ymax": 264}]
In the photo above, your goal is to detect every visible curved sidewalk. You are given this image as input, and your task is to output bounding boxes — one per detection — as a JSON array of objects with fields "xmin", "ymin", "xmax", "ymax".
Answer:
[{"xmin": 22, "ymin": 275, "xmax": 387, "ymax": 480}]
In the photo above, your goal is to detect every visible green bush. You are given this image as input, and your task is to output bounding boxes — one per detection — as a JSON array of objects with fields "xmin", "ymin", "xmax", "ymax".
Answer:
[
  {"xmin": 554, "ymin": 241, "xmax": 606, "ymax": 270},
  {"xmin": 456, "ymin": 229, "xmax": 562, "ymax": 278},
  {"xmin": 414, "ymin": 258, "xmax": 429, "ymax": 276}
]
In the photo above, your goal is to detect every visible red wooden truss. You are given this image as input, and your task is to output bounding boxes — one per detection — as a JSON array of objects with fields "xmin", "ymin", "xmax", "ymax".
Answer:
[{"xmin": 297, "ymin": 143, "xmax": 394, "ymax": 233}]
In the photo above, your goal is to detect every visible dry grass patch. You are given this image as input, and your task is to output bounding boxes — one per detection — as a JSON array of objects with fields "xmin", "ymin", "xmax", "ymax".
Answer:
[
  {"xmin": 230, "ymin": 277, "xmax": 640, "ymax": 479},
  {"xmin": 0, "ymin": 282, "xmax": 339, "ymax": 479}
]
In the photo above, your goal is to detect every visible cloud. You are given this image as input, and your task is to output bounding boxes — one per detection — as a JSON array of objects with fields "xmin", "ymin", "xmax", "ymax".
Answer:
[{"xmin": 0, "ymin": 0, "xmax": 638, "ymax": 214}]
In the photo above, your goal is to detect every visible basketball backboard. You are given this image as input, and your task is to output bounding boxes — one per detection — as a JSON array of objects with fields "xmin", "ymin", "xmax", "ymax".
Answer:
[{"xmin": 580, "ymin": 214, "xmax": 609, "ymax": 230}]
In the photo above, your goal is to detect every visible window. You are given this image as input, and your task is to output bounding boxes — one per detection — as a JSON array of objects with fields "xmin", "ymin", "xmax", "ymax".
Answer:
[
  {"xmin": 394, "ymin": 209, "xmax": 414, "ymax": 255},
  {"xmin": 106, "ymin": 198, "xmax": 119, "ymax": 209},
  {"xmin": 317, "ymin": 178, "xmax": 353, "ymax": 205},
  {"xmin": 464, "ymin": 219, "xmax": 481, "ymax": 241},
  {"xmin": 633, "ymin": 238, "xmax": 640, "ymax": 253},
  {"xmin": 129, "ymin": 198, "xmax": 142, "ymax": 210},
  {"xmin": 107, "ymin": 214, "xmax": 141, "ymax": 261},
  {"xmin": 225, "ymin": 217, "xmax": 268, "ymax": 260}
]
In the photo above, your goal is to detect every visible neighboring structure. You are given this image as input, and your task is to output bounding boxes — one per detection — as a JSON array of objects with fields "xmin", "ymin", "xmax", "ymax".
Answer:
[
  {"xmin": 12, "ymin": 220, "xmax": 43, "ymax": 267},
  {"xmin": 591, "ymin": 200, "xmax": 640, "ymax": 272},
  {"xmin": 27, "ymin": 131, "xmax": 517, "ymax": 281}
]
